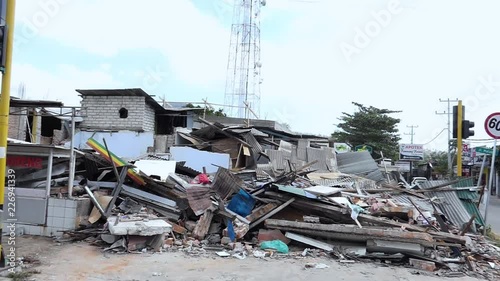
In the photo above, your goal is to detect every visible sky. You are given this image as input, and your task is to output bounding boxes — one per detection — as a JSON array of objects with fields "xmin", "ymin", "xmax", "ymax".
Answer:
[{"xmin": 6, "ymin": 0, "xmax": 500, "ymax": 152}]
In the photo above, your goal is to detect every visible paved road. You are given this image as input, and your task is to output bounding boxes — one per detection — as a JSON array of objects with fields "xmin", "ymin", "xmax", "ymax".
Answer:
[{"xmin": 487, "ymin": 196, "xmax": 500, "ymax": 234}]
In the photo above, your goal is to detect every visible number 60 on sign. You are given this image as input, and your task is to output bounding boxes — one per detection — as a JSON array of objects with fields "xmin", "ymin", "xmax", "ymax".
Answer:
[{"xmin": 485, "ymin": 112, "xmax": 500, "ymax": 139}]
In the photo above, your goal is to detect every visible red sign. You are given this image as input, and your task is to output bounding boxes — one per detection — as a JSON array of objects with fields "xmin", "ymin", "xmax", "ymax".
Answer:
[{"xmin": 7, "ymin": 156, "xmax": 43, "ymax": 169}]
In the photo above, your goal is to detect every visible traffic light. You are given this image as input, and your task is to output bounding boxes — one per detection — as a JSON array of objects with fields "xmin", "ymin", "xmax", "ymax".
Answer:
[
  {"xmin": 462, "ymin": 120, "xmax": 475, "ymax": 139},
  {"xmin": 452, "ymin": 105, "xmax": 464, "ymax": 138},
  {"xmin": 0, "ymin": 25, "xmax": 7, "ymax": 70}
]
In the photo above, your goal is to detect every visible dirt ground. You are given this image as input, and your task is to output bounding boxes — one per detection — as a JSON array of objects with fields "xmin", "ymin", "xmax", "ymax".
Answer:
[{"xmin": 1, "ymin": 235, "xmax": 487, "ymax": 281}]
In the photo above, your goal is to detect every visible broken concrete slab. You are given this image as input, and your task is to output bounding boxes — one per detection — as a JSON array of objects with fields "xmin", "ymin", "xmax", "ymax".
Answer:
[
  {"xmin": 134, "ymin": 160, "xmax": 176, "ymax": 181},
  {"xmin": 101, "ymin": 234, "xmax": 119, "ymax": 244},
  {"xmin": 366, "ymin": 239, "xmax": 424, "ymax": 256},
  {"xmin": 409, "ymin": 258, "xmax": 436, "ymax": 272},
  {"xmin": 107, "ymin": 216, "xmax": 172, "ymax": 236}
]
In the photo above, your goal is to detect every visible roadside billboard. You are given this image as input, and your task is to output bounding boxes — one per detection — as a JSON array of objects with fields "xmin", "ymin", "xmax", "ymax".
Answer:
[{"xmin": 399, "ymin": 144, "xmax": 424, "ymax": 161}]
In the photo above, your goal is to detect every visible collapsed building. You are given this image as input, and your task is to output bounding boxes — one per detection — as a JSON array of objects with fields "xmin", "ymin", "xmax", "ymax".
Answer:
[{"xmin": 3, "ymin": 88, "xmax": 499, "ymax": 280}]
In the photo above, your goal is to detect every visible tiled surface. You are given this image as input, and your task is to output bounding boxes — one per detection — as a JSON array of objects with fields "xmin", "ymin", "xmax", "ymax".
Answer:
[
  {"xmin": 46, "ymin": 198, "xmax": 79, "ymax": 235},
  {"xmin": 3, "ymin": 198, "xmax": 86, "ymax": 238}
]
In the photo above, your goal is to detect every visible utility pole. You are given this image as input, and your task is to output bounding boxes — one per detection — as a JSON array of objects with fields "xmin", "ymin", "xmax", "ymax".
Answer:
[
  {"xmin": 0, "ymin": 0, "xmax": 16, "ymax": 266},
  {"xmin": 456, "ymin": 100, "xmax": 463, "ymax": 177},
  {"xmin": 405, "ymin": 125, "xmax": 418, "ymax": 144},
  {"xmin": 404, "ymin": 125, "xmax": 418, "ymax": 182},
  {"xmin": 436, "ymin": 98, "xmax": 458, "ymax": 177}
]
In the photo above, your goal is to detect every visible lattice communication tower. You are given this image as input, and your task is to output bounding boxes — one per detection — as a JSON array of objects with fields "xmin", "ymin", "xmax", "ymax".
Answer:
[{"xmin": 223, "ymin": 0, "xmax": 265, "ymax": 119}]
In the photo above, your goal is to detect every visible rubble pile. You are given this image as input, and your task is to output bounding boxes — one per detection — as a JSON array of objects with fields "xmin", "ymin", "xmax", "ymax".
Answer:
[{"xmin": 60, "ymin": 119, "xmax": 499, "ymax": 280}]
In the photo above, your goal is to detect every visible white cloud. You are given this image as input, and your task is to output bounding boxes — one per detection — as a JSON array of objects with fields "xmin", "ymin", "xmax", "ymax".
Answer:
[
  {"xmin": 17, "ymin": 0, "xmax": 229, "ymax": 88},
  {"xmin": 10, "ymin": 63, "xmax": 123, "ymax": 106},
  {"xmin": 10, "ymin": 0, "xmax": 500, "ymax": 151}
]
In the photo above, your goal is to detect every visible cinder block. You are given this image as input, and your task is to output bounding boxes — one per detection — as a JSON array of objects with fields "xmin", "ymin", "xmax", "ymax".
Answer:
[
  {"xmin": 52, "ymin": 217, "xmax": 64, "ymax": 228},
  {"xmin": 30, "ymin": 226, "xmax": 42, "ymax": 236},
  {"xmin": 63, "ymin": 218, "xmax": 76, "ymax": 230},
  {"xmin": 47, "ymin": 206, "xmax": 55, "ymax": 217},
  {"xmin": 65, "ymin": 199, "xmax": 77, "ymax": 209},
  {"xmin": 21, "ymin": 225, "xmax": 32, "ymax": 235},
  {"xmin": 52, "ymin": 198, "xmax": 66, "ymax": 207},
  {"xmin": 46, "ymin": 216, "xmax": 54, "ymax": 227},
  {"xmin": 41, "ymin": 227, "xmax": 54, "ymax": 237},
  {"xmin": 64, "ymin": 207, "xmax": 76, "ymax": 219},
  {"xmin": 48, "ymin": 198, "xmax": 56, "ymax": 207},
  {"xmin": 53, "ymin": 206, "xmax": 65, "ymax": 218}
]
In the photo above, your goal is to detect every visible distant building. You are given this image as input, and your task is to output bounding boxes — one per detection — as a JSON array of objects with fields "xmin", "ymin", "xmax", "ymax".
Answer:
[
  {"xmin": 7, "ymin": 97, "xmax": 77, "ymax": 145},
  {"xmin": 75, "ymin": 88, "xmax": 198, "ymax": 159}
]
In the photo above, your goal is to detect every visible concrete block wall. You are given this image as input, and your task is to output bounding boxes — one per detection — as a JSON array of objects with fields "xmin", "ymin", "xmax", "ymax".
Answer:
[
  {"xmin": 8, "ymin": 107, "xmax": 27, "ymax": 141},
  {"xmin": 12, "ymin": 198, "xmax": 91, "ymax": 237},
  {"xmin": 80, "ymin": 95, "xmax": 155, "ymax": 131},
  {"xmin": 143, "ymin": 103, "xmax": 155, "ymax": 132},
  {"xmin": 154, "ymin": 134, "xmax": 175, "ymax": 153}
]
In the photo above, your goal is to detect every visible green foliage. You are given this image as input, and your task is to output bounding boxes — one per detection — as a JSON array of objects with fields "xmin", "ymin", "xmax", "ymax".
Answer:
[
  {"xmin": 186, "ymin": 103, "xmax": 227, "ymax": 117},
  {"xmin": 332, "ymin": 102, "xmax": 401, "ymax": 159},
  {"xmin": 422, "ymin": 149, "xmax": 450, "ymax": 175}
]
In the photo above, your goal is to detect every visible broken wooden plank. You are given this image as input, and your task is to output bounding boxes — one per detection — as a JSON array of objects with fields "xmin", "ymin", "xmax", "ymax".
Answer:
[
  {"xmin": 265, "ymin": 191, "xmax": 467, "ymax": 245},
  {"xmin": 285, "ymin": 232, "xmax": 333, "ymax": 252},
  {"xmin": 249, "ymin": 198, "xmax": 295, "ymax": 229},
  {"xmin": 246, "ymin": 203, "xmax": 278, "ymax": 222},
  {"xmin": 192, "ymin": 207, "xmax": 215, "ymax": 240},
  {"xmin": 265, "ymin": 219, "xmax": 434, "ymax": 245},
  {"xmin": 460, "ymin": 214, "xmax": 476, "ymax": 236}
]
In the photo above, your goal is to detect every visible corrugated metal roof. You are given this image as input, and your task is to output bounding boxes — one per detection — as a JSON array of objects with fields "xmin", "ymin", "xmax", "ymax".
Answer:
[
  {"xmin": 307, "ymin": 147, "xmax": 330, "ymax": 172},
  {"xmin": 426, "ymin": 190, "xmax": 472, "ymax": 228},
  {"xmin": 256, "ymin": 163, "xmax": 274, "ymax": 180},
  {"xmin": 244, "ymin": 133, "xmax": 264, "ymax": 158},
  {"xmin": 266, "ymin": 149, "xmax": 292, "ymax": 172},
  {"xmin": 230, "ymin": 128, "xmax": 269, "ymax": 138},
  {"xmin": 10, "ymin": 98, "xmax": 64, "ymax": 108},
  {"xmin": 307, "ymin": 173, "xmax": 377, "ymax": 189},
  {"xmin": 418, "ymin": 178, "xmax": 484, "ymax": 227},
  {"xmin": 129, "ymin": 154, "xmax": 170, "ymax": 162},
  {"xmin": 336, "ymin": 151, "xmax": 385, "ymax": 183},
  {"xmin": 186, "ymin": 186, "xmax": 213, "ymax": 216},
  {"xmin": 212, "ymin": 168, "xmax": 244, "ymax": 200},
  {"xmin": 389, "ymin": 194, "xmax": 442, "ymax": 214},
  {"xmin": 461, "ymin": 200, "xmax": 485, "ymax": 226}
]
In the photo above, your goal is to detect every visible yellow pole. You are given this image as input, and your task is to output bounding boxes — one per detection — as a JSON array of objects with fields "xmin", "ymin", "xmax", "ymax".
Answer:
[
  {"xmin": 0, "ymin": 0, "xmax": 16, "ymax": 263},
  {"xmin": 457, "ymin": 100, "xmax": 463, "ymax": 177},
  {"xmin": 31, "ymin": 109, "xmax": 37, "ymax": 143}
]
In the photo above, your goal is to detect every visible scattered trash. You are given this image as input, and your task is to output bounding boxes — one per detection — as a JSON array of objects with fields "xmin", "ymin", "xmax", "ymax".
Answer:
[
  {"xmin": 10, "ymin": 112, "xmax": 498, "ymax": 280},
  {"xmin": 216, "ymin": 251, "xmax": 231, "ymax": 257},
  {"xmin": 253, "ymin": 250, "xmax": 267, "ymax": 258},
  {"xmin": 260, "ymin": 240, "xmax": 289, "ymax": 254},
  {"xmin": 305, "ymin": 263, "xmax": 330, "ymax": 269}
]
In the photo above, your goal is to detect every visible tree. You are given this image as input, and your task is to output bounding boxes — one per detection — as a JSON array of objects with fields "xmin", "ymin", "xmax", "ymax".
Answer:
[
  {"xmin": 186, "ymin": 103, "xmax": 227, "ymax": 117},
  {"xmin": 421, "ymin": 149, "xmax": 449, "ymax": 176},
  {"xmin": 332, "ymin": 102, "xmax": 401, "ymax": 160}
]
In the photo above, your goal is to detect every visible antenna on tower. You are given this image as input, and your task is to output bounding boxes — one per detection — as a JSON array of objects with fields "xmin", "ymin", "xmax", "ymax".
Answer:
[
  {"xmin": 224, "ymin": 0, "xmax": 263, "ymax": 120},
  {"xmin": 18, "ymin": 82, "xmax": 26, "ymax": 99}
]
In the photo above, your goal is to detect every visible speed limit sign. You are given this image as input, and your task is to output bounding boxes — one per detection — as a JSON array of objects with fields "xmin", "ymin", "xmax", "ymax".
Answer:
[{"xmin": 485, "ymin": 112, "xmax": 500, "ymax": 139}]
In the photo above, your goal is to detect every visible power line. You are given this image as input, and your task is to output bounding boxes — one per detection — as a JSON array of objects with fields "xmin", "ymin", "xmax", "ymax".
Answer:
[
  {"xmin": 423, "ymin": 128, "xmax": 447, "ymax": 145},
  {"xmin": 436, "ymin": 98, "xmax": 458, "ymax": 176}
]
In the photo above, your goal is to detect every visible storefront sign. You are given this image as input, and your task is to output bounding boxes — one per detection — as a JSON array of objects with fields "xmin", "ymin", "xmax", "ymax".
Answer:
[
  {"xmin": 399, "ymin": 144, "xmax": 424, "ymax": 161},
  {"xmin": 7, "ymin": 156, "xmax": 43, "ymax": 169},
  {"xmin": 334, "ymin": 143, "xmax": 351, "ymax": 153}
]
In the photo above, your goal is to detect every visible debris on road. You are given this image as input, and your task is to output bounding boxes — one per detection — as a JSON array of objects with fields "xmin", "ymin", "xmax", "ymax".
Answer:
[{"xmin": 10, "ymin": 118, "xmax": 497, "ymax": 280}]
